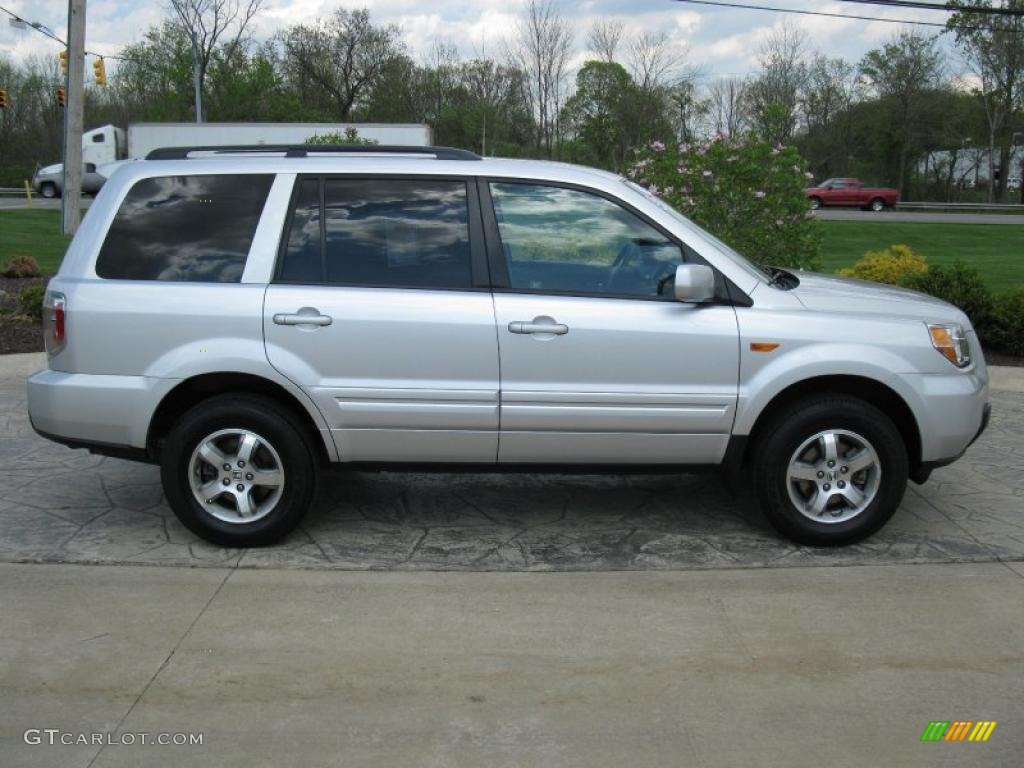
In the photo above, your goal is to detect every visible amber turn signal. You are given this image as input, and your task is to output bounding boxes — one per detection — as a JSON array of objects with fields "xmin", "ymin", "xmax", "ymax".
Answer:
[{"xmin": 750, "ymin": 342, "xmax": 780, "ymax": 353}]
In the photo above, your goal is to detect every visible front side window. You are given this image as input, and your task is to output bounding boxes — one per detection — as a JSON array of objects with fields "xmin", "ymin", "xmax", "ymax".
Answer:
[
  {"xmin": 278, "ymin": 178, "xmax": 473, "ymax": 290},
  {"xmin": 490, "ymin": 182, "xmax": 683, "ymax": 298},
  {"xmin": 96, "ymin": 174, "xmax": 272, "ymax": 282}
]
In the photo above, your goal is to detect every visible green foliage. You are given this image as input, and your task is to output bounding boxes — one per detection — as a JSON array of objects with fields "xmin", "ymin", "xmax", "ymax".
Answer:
[
  {"xmin": 561, "ymin": 61, "xmax": 637, "ymax": 170},
  {"xmin": 305, "ymin": 127, "xmax": 378, "ymax": 145},
  {"xmin": 17, "ymin": 283, "xmax": 45, "ymax": 322},
  {"xmin": 627, "ymin": 137, "xmax": 822, "ymax": 271},
  {"xmin": 903, "ymin": 261, "xmax": 995, "ymax": 339},
  {"xmin": 838, "ymin": 244, "xmax": 928, "ymax": 285},
  {"xmin": 989, "ymin": 288, "xmax": 1024, "ymax": 356},
  {"xmin": 2, "ymin": 254, "xmax": 41, "ymax": 278}
]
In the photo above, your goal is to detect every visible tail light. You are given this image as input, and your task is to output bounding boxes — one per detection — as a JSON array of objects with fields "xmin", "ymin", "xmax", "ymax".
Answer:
[{"xmin": 43, "ymin": 291, "xmax": 66, "ymax": 356}]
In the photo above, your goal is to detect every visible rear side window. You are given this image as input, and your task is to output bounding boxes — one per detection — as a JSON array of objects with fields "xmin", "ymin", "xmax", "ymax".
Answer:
[
  {"xmin": 96, "ymin": 174, "xmax": 273, "ymax": 282},
  {"xmin": 278, "ymin": 177, "xmax": 473, "ymax": 290}
]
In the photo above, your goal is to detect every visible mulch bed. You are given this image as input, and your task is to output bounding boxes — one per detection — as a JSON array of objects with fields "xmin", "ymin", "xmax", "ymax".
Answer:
[{"xmin": 0, "ymin": 276, "xmax": 46, "ymax": 355}]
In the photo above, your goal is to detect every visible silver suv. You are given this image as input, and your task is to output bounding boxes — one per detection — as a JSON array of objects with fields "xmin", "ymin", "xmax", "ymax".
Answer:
[{"xmin": 28, "ymin": 145, "xmax": 990, "ymax": 547}]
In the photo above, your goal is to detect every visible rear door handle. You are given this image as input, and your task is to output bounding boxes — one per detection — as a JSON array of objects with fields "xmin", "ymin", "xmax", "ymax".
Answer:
[
  {"xmin": 508, "ymin": 320, "xmax": 568, "ymax": 335},
  {"xmin": 273, "ymin": 312, "xmax": 332, "ymax": 327}
]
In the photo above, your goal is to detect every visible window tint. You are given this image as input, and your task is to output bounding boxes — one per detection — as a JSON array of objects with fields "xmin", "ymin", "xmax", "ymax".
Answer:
[
  {"xmin": 280, "ymin": 178, "xmax": 321, "ymax": 283},
  {"xmin": 490, "ymin": 183, "xmax": 683, "ymax": 298},
  {"xmin": 324, "ymin": 179, "xmax": 471, "ymax": 288},
  {"xmin": 278, "ymin": 178, "xmax": 473, "ymax": 290},
  {"xmin": 96, "ymin": 174, "xmax": 272, "ymax": 282}
]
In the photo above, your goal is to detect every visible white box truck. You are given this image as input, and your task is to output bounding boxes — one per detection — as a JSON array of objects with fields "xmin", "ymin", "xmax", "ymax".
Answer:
[{"xmin": 31, "ymin": 122, "xmax": 432, "ymax": 197}]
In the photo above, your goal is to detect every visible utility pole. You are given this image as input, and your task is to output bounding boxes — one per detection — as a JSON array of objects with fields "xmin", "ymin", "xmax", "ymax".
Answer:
[
  {"xmin": 170, "ymin": 0, "xmax": 202, "ymax": 122},
  {"xmin": 61, "ymin": 0, "xmax": 86, "ymax": 235}
]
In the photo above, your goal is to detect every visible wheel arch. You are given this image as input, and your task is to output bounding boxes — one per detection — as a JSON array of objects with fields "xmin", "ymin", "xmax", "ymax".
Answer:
[
  {"xmin": 741, "ymin": 374, "xmax": 922, "ymax": 474},
  {"xmin": 146, "ymin": 372, "xmax": 335, "ymax": 464}
]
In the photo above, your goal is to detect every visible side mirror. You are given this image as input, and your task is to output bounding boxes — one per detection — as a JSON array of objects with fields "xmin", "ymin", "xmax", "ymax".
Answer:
[{"xmin": 673, "ymin": 264, "xmax": 716, "ymax": 303}]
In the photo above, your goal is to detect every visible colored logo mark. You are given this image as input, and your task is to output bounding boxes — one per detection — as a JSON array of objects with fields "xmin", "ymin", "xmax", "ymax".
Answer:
[{"xmin": 920, "ymin": 721, "xmax": 997, "ymax": 742}]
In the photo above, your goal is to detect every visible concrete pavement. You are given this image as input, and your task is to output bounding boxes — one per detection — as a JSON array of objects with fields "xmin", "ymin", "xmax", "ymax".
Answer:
[
  {"xmin": 2, "ymin": 352, "xmax": 1022, "ymax": 571},
  {"xmin": 1, "ymin": 560, "xmax": 1021, "ymax": 767}
]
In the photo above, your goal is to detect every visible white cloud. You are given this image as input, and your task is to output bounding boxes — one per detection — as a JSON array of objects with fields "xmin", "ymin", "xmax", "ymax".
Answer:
[{"xmin": 0, "ymin": 0, "xmax": 958, "ymax": 79}]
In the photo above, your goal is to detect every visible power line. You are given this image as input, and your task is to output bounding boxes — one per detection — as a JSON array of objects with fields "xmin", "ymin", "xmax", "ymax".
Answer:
[
  {"xmin": 840, "ymin": 0, "xmax": 1024, "ymax": 16},
  {"xmin": 1, "ymin": 4, "xmax": 126, "ymax": 60},
  {"xmin": 671, "ymin": 0, "xmax": 990, "ymax": 29}
]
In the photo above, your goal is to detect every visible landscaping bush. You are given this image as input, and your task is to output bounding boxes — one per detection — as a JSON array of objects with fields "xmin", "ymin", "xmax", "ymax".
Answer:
[
  {"xmin": 627, "ymin": 136, "xmax": 821, "ymax": 271},
  {"xmin": 988, "ymin": 288, "xmax": 1024, "ymax": 357},
  {"xmin": 305, "ymin": 127, "xmax": 377, "ymax": 146},
  {"xmin": 2, "ymin": 254, "xmax": 41, "ymax": 278},
  {"xmin": 838, "ymin": 244, "xmax": 928, "ymax": 286},
  {"xmin": 17, "ymin": 283, "xmax": 45, "ymax": 322},
  {"xmin": 903, "ymin": 261, "xmax": 995, "ymax": 340}
]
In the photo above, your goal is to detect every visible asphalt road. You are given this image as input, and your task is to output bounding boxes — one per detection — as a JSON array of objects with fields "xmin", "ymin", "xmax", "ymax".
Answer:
[
  {"xmin": 815, "ymin": 208, "xmax": 1024, "ymax": 225},
  {"xmin": 0, "ymin": 197, "xmax": 91, "ymax": 211}
]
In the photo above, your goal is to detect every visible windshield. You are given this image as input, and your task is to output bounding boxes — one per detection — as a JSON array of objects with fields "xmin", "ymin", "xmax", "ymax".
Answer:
[{"xmin": 623, "ymin": 180, "xmax": 770, "ymax": 282}]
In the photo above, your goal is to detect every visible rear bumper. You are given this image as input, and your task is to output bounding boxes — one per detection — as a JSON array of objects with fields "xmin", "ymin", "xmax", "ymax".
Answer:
[{"xmin": 27, "ymin": 368, "xmax": 174, "ymax": 453}]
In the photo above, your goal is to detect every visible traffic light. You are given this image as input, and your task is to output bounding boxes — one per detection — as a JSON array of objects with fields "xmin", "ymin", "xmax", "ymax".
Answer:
[
  {"xmin": 59, "ymin": 50, "xmax": 68, "ymax": 78},
  {"xmin": 92, "ymin": 58, "xmax": 106, "ymax": 86},
  {"xmin": 56, "ymin": 87, "xmax": 65, "ymax": 107},
  {"xmin": 0, "ymin": 89, "xmax": 8, "ymax": 109}
]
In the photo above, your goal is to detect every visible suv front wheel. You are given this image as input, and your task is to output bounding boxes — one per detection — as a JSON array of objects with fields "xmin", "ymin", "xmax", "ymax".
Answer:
[
  {"xmin": 752, "ymin": 395, "xmax": 908, "ymax": 546},
  {"xmin": 161, "ymin": 394, "xmax": 318, "ymax": 546}
]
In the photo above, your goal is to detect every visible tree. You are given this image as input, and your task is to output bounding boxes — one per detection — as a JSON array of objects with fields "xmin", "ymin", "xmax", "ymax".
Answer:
[
  {"xmin": 561, "ymin": 60, "xmax": 636, "ymax": 168},
  {"xmin": 746, "ymin": 24, "xmax": 808, "ymax": 145},
  {"xmin": 167, "ymin": 0, "xmax": 264, "ymax": 119},
  {"xmin": 587, "ymin": 20, "xmax": 623, "ymax": 64},
  {"xmin": 708, "ymin": 78, "xmax": 748, "ymax": 136},
  {"xmin": 946, "ymin": 0, "xmax": 1024, "ymax": 202},
  {"xmin": 281, "ymin": 8, "xmax": 404, "ymax": 120},
  {"xmin": 860, "ymin": 31, "xmax": 944, "ymax": 195},
  {"xmin": 668, "ymin": 78, "xmax": 710, "ymax": 143},
  {"xmin": 800, "ymin": 55, "xmax": 861, "ymax": 177},
  {"xmin": 507, "ymin": 0, "xmax": 573, "ymax": 156}
]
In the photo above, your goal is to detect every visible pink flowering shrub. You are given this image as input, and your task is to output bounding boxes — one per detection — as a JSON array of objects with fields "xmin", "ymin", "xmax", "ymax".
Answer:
[{"xmin": 628, "ymin": 136, "xmax": 821, "ymax": 271}]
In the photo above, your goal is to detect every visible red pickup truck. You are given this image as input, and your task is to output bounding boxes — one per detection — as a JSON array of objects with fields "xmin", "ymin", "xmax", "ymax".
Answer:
[{"xmin": 805, "ymin": 178, "xmax": 899, "ymax": 212}]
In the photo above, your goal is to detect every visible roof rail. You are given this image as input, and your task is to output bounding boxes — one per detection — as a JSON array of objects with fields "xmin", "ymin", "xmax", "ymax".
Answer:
[{"xmin": 145, "ymin": 145, "xmax": 482, "ymax": 161}]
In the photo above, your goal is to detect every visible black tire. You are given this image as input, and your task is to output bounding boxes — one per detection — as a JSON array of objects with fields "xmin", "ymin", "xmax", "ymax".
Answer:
[
  {"xmin": 751, "ymin": 395, "xmax": 908, "ymax": 546},
  {"xmin": 870, "ymin": 198, "xmax": 885, "ymax": 212},
  {"xmin": 809, "ymin": 196, "xmax": 822, "ymax": 210},
  {"xmin": 40, "ymin": 183, "xmax": 58, "ymax": 199},
  {"xmin": 160, "ymin": 394, "xmax": 318, "ymax": 547}
]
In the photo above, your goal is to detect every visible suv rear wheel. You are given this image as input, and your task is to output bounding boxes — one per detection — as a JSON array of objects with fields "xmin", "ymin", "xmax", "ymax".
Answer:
[
  {"xmin": 160, "ymin": 394, "xmax": 318, "ymax": 546},
  {"xmin": 751, "ymin": 395, "xmax": 908, "ymax": 546}
]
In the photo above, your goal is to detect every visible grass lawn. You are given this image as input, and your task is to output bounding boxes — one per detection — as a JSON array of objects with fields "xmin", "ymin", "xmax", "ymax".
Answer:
[
  {"xmin": 818, "ymin": 220, "xmax": 1024, "ymax": 293},
  {"xmin": 1, "ymin": 210, "xmax": 70, "ymax": 275}
]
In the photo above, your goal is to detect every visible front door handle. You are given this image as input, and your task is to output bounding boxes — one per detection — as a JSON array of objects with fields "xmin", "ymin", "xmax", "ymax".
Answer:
[
  {"xmin": 273, "ymin": 311, "xmax": 332, "ymax": 327},
  {"xmin": 508, "ymin": 319, "xmax": 569, "ymax": 335}
]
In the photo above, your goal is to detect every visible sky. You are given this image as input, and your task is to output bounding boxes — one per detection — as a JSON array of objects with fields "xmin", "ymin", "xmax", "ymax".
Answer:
[{"xmin": 0, "ymin": 0, "xmax": 960, "ymax": 81}]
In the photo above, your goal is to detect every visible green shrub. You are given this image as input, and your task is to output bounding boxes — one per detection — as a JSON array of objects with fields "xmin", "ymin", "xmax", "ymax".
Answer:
[
  {"xmin": 903, "ymin": 261, "xmax": 995, "ymax": 341},
  {"xmin": 838, "ymin": 244, "xmax": 928, "ymax": 286},
  {"xmin": 627, "ymin": 136, "xmax": 821, "ymax": 271},
  {"xmin": 17, "ymin": 283, "xmax": 45, "ymax": 322},
  {"xmin": 988, "ymin": 288, "xmax": 1024, "ymax": 356},
  {"xmin": 304, "ymin": 127, "xmax": 377, "ymax": 146},
  {"xmin": 2, "ymin": 254, "xmax": 41, "ymax": 278}
]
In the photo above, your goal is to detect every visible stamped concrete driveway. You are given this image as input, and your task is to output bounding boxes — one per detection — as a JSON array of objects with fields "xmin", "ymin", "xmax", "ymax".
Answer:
[{"xmin": 1, "ymin": 353, "xmax": 1022, "ymax": 571}]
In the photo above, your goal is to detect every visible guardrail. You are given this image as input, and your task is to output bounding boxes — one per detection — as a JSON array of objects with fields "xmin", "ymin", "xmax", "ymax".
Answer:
[
  {"xmin": 897, "ymin": 201, "xmax": 1024, "ymax": 212},
  {"xmin": 0, "ymin": 187, "xmax": 25, "ymax": 196}
]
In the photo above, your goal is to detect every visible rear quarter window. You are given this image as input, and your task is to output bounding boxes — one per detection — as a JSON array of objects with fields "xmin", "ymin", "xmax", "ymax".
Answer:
[{"xmin": 95, "ymin": 174, "xmax": 273, "ymax": 282}]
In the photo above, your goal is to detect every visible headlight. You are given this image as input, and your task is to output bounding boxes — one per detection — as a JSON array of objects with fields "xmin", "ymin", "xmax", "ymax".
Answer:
[{"xmin": 927, "ymin": 323, "xmax": 971, "ymax": 368}]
